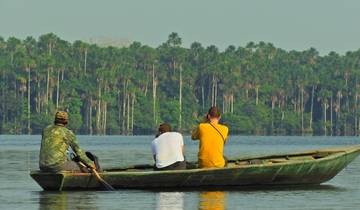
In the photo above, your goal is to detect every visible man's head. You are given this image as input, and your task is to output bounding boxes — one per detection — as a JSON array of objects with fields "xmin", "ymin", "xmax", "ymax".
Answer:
[
  {"xmin": 206, "ymin": 106, "xmax": 221, "ymax": 121},
  {"xmin": 157, "ymin": 123, "xmax": 171, "ymax": 137},
  {"xmin": 54, "ymin": 111, "xmax": 69, "ymax": 126}
]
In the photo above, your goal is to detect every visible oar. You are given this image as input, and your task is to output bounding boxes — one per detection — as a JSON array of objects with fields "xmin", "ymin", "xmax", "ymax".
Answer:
[{"xmin": 76, "ymin": 157, "xmax": 115, "ymax": 191}]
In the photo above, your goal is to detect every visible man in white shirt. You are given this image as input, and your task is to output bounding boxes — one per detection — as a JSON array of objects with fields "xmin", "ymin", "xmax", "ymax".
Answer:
[{"xmin": 151, "ymin": 123, "xmax": 186, "ymax": 170}]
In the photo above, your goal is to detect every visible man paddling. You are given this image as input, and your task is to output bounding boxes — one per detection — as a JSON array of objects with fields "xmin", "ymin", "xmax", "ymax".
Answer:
[
  {"xmin": 39, "ymin": 111, "xmax": 93, "ymax": 172},
  {"xmin": 192, "ymin": 106, "xmax": 229, "ymax": 168}
]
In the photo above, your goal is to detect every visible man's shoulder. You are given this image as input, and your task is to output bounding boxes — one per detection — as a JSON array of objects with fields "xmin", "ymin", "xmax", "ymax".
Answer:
[
  {"xmin": 156, "ymin": 132, "xmax": 183, "ymax": 141},
  {"xmin": 219, "ymin": 124, "xmax": 228, "ymax": 130},
  {"xmin": 219, "ymin": 124, "xmax": 229, "ymax": 132},
  {"xmin": 44, "ymin": 124, "xmax": 54, "ymax": 130},
  {"xmin": 169, "ymin": 132, "xmax": 183, "ymax": 137},
  {"xmin": 47, "ymin": 125, "xmax": 74, "ymax": 136},
  {"xmin": 43, "ymin": 124, "xmax": 57, "ymax": 133},
  {"xmin": 199, "ymin": 123, "xmax": 209, "ymax": 129},
  {"xmin": 159, "ymin": 132, "xmax": 182, "ymax": 137}
]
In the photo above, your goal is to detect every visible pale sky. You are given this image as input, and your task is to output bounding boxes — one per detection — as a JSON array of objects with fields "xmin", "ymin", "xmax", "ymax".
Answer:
[{"xmin": 0, "ymin": 0, "xmax": 359, "ymax": 54}]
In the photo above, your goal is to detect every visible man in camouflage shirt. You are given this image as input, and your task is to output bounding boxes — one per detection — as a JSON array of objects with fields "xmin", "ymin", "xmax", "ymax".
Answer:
[{"xmin": 39, "ymin": 111, "xmax": 93, "ymax": 172}]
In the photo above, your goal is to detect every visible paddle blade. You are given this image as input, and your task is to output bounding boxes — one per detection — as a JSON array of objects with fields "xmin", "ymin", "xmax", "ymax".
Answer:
[
  {"xmin": 101, "ymin": 180, "xmax": 115, "ymax": 191},
  {"xmin": 91, "ymin": 169, "xmax": 115, "ymax": 191}
]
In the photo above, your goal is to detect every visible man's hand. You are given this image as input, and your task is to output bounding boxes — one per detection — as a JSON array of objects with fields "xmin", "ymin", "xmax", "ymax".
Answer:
[{"xmin": 89, "ymin": 163, "xmax": 96, "ymax": 170}]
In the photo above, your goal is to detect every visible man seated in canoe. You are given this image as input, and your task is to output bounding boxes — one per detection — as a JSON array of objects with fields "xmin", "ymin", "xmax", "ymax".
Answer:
[
  {"xmin": 39, "ymin": 111, "xmax": 94, "ymax": 172},
  {"xmin": 151, "ymin": 123, "xmax": 186, "ymax": 170},
  {"xmin": 192, "ymin": 106, "xmax": 229, "ymax": 168}
]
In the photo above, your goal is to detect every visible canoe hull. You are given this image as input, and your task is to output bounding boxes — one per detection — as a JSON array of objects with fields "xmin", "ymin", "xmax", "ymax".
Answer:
[{"xmin": 30, "ymin": 145, "xmax": 360, "ymax": 191}]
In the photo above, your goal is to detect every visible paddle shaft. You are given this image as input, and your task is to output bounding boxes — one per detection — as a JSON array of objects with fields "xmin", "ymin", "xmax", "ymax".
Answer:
[{"xmin": 78, "ymin": 161, "xmax": 115, "ymax": 191}]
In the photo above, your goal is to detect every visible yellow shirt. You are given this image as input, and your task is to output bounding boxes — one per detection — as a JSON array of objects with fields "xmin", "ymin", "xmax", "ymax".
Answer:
[{"xmin": 191, "ymin": 123, "xmax": 229, "ymax": 168}]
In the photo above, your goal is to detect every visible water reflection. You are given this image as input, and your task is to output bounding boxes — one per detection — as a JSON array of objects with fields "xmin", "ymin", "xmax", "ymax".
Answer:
[
  {"xmin": 156, "ymin": 192, "xmax": 184, "ymax": 210},
  {"xmin": 38, "ymin": 192, "xmax": 98, "ymax": 210},
  {"xmin": 199, "ymin": 191, "xmax": 226, "ymax": 210}
]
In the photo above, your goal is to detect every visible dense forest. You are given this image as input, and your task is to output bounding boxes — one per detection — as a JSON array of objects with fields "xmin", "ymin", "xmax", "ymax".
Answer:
[{"xmin": 1, "ymin": 33, "xmax": 360, "ymax": 136}]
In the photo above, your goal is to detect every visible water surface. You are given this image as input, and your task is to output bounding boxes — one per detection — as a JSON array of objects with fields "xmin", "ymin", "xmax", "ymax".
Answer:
[{"xmin": 0, "ymin": 135, "xmax": 360, "ymax": 210}]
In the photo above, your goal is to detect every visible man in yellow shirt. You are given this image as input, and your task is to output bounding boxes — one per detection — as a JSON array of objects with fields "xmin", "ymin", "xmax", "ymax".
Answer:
[{"xmin": 191, "ymin": 106, "xmax": 229, "ymax": 168}]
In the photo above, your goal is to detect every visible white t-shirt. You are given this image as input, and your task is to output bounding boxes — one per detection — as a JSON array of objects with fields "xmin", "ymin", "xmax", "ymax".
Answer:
[{"xmin": 151, "ymin": 132, "xmax": 185, "ymax": 168}]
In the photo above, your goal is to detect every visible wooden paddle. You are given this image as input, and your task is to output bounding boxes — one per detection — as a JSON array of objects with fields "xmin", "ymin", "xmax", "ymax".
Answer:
[{"xmin": 74, "ymin": 155, "xmax": 115, "ymax": 191}]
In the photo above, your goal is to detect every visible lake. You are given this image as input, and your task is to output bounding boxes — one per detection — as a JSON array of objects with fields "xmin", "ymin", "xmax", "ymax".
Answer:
[{"xmin": 0, "ymin": 135, "xmax": 360, "ymax": 210}]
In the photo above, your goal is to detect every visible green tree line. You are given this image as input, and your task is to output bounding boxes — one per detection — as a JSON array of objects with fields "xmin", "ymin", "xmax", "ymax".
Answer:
[{"xmin": 1, "ymin": 33, "xmax": 360, "ymax": 135}]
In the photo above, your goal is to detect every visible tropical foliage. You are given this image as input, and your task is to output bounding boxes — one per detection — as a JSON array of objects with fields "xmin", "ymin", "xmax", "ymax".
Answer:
[{"xmin": 1, "ymin": 33, "xmax": 360, "ymax": 136}]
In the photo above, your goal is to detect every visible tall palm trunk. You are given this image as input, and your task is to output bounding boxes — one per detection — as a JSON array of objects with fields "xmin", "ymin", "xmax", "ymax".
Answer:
[
  {"xmin": 309, "ymin": 85, "xmax": 315, "ymax": 131},
  {"xmin": 118, "ymin": 91, "xmax": 122, "ymax": 133},
  {"xmin": 179, "ymin": 65, "xmax": 182, "ymax": 130},
  {"xmin": 255, "ymin": 86, "xmax": 259, "ymax": 105},
  {"xmin": 201, "ymin": 85, "xmax": 205, "ymax": 111},
  {"xmin": 336, "ymin": 91, "xmax": 342, "ymax": 135},
  {"xmin": 324, "ymin": 102, "xmax": 328, "ymax": 136},
  {"xmin": 27, "ymin": 66, "xmax": 31, "ymax": 134},
  {"xmin": 355, "ymin": 96, "xmax": 358, "ymax": 136},
  {"xmin": 14, "ymin": 79, "xmax": 17, "ymax": 132},
  {"xmin": 103, "ymin": 101, "xmax": 107, "ymax": 135},
  {"xmin": 96, "ymin": 83, "xmax": 102, "ymax": 134},
  {"xmin": 271, "ymin": 96, "xmax": 276, "ymax": 134},
  {"xmin": 231, "ymin": 94, "xmax": 234, "ymax": 113},
  {"xmin": 84, "ymin": 48, "xmax": 87, "ymax": 74},
  {"xmin": 102, "ymin": 84, "xmax": 108, "ymax": 135},
  {"xmin": 36, "ymin": 78, "xmax": 41, "ymax": 113},
  {"xmin": 355, "ymin": 82, "xmax": 358, "ymax": 135},
  {"xmin": 152, "ymin": 64, "xmax": 157, "ymax": 127},
  {"xmin": 127, "ymin": 93, "xmax": 130, "ymax": 134},
  {"xmin": 211, "ymin": 75, "xmax": 215, "ymax": 106},
  {"xmin": 89, "ymin": 97, "xmax": 93, "ymax": 135},
  {"xmin": 46, "ymin": 68, "xmax": 50, "ymax": 102},
  {"xmin": 1, "ymin": 70, "xmax": 6, "ymax": 129},
  {"xmin": 345, "ymin": 76, "xmax": 349, "ymax": 135},
  {"xmin": 330, "ymin": 94, "xmax": 333, "ymax": 136},
  {"xmin": 56, "ymin": 69, "xmax": 60, "ymax": 109},
  {"xmin": 122, "ymin": 80, "xmax": 128, "ymax": 134},
  {"xmin": 214, "ymin": 78, "xmax": 218, "ymax": 106},
  {"xmin": 222, "ymin": 95, "xmax": 226, "ymax": 113},
  {"xmin": 131, "ymin": 93, "xmax": 135, "ymax": 135},
  {"xmin": 301, "ymin": 88, "xmax": 304, "ymax": 135}
]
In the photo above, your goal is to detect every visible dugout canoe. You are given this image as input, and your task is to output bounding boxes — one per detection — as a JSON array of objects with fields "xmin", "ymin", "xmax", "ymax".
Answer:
[{"xmin": 30, "ymin": 145, "xmax": 360, "ymax": 191}]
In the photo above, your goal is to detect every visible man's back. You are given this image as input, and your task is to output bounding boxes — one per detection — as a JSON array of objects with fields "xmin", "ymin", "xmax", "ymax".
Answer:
[
  {"xmin": 151, "ymin": 132, "xmax": 184, "ymax": 168},
  {"xmin": 192, "ymin": 123, "xmax": 228, "ymax": 168},
  {"xmin": 39, "ymin": 125, "xmax": 74, "ymax": 171}
]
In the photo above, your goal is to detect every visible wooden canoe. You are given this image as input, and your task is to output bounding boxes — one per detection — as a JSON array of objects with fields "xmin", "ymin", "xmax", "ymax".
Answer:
[{"xmin": 30, "ymin": 145, "xmax": 360, "ymax": 191}]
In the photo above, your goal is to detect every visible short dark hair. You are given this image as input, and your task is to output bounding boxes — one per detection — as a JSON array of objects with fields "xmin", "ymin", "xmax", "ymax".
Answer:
[
  {"xmin": 158, "ymin": 123, "xmax": 171, "ymax": 134},
  {"xmin": 207, "ymin": 106, "xmax": 221, "ymax": 118}
]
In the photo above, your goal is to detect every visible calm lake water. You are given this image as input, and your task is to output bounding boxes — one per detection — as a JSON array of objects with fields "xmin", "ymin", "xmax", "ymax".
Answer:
[{"xmin": 0, "ymin": 135, "xmax": 360, "ymax": 210}]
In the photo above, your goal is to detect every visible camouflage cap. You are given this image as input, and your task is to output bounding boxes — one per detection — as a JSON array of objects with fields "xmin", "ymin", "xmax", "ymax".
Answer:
[{"xmin": 55, "ymin": 111, "xmax": 69, "ymax": 121}]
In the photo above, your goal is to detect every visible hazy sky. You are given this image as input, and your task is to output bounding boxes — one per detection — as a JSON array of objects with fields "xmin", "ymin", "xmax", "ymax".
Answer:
[{"xmin": 0, "ymin": 0, "xmax": 359, "ymax": 54}]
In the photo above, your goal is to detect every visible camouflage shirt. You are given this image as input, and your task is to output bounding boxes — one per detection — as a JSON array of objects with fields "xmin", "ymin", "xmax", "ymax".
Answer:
[{"xmin": 39, "ymin": 124, "xmax": 92, "ymax": 171}]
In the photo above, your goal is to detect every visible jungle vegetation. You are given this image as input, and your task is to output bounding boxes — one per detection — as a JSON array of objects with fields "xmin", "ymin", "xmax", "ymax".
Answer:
[{"xmin": 1, "ymin": 32, "xmax": 360, "ymax": 136}]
